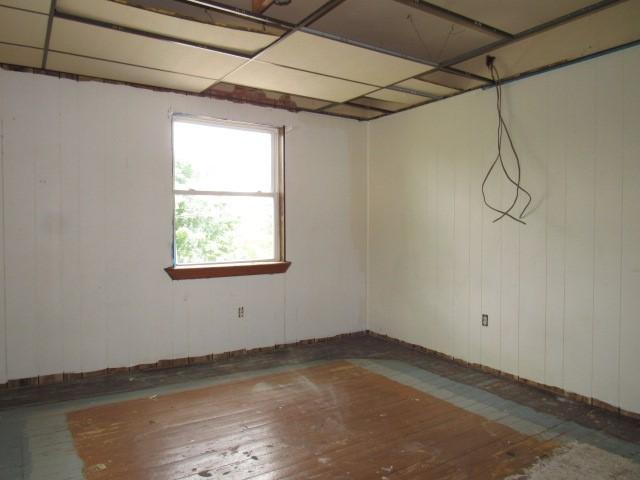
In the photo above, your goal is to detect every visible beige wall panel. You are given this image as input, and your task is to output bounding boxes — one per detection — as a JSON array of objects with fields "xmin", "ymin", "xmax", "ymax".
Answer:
[
  {"xmin": 368, "ymin": 44, "xmax": 640, "ymax": 414},
  {"xmin": 0, "ymin": 0, "xmax": 50, "ymax": 13},
  {"xmin": 57, "ymin": 0, "xmax": 278, "ymax": 54},
  {"xmin": 258, "ymin": 31, "xmax": 432, "ymax": 86},
  {"xmin": 396, "ymin": 78, "xmax": 459, "ymax": 97},
  {"xmin": 427, "ymin": 0, "xmax": 597, "ymax": 34},
  {"xmin": 224, "ymin": 61, "xmax": 376, "ymax": 102},
  {"xmin": 455, "ymin": 0, "xmax": 640, "ymax": 78},
  {"xmin": 47, "ymin": 52, "xmax": 214, "ymax": 92},
  {"xmin": 366, "ymin": 88, "xmax": 427, "ymax": 105},
  {"xmin": 0, "ymin": 6, "xmax": 48, "ymax": 48},
  {"xmin": 0, "ymin": 65, "xmax": 367, "ymax": 381},
  {"xmin": 0, "ymin": 43, "xmax": 42, "ymax": 67},
  {"xmin": 49, "ymin": 18, "xmax": 246, "ymax": 80}
]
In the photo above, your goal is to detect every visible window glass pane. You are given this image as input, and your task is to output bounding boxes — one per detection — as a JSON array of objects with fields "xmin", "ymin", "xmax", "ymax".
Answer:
[
  {"xmin": 173, "ymin": 120, "xmax": 273, "ymax": 193},
  {"xmin": 175, "ymin": 194, "xmax": 275, "ymax": 265}
]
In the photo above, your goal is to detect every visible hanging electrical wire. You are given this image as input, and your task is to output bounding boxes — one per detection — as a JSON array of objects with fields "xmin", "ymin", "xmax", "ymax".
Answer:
[{"xmin": 481, "ymin": 56, "xmax": 532, "ymax": 224}]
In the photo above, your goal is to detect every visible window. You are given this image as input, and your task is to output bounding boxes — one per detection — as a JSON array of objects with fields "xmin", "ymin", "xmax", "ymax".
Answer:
[{"xmin": 165, "ymin": 115, "xmax": 289, "ymax": 280}]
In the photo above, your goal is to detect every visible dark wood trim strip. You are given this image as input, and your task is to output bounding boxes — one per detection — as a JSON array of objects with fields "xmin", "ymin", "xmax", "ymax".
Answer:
[
  {"xmin": 365, "ymin": 330, "xmax": 640, "ymax": 421},
  {"xmin": 5, "ymin": 328, "xmax": 638, "ymax": 420},
  {"xmin": 1, "ymin": 331, "xmax": 368, "ymax": 389},
  {"xmin": 165, "ymin": 261, "xmax": 291, "ymax": 280}
]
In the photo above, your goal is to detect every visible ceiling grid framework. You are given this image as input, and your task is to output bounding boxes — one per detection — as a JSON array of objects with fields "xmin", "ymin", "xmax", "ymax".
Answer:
[{"xmin": 0, "ymin": 0, "xmax": 638, "ymax": 120}]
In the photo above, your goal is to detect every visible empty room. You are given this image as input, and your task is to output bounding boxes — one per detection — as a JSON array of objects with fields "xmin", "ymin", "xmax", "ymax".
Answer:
[{"xmin": 1, "ymin": 0, "xmax": 639, "ymax": 478}]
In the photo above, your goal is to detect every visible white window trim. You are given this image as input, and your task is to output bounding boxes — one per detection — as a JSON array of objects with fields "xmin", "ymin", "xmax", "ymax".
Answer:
[{"xmin": 170, "ymin": 114, "xmax": 285, "ymax": 268}]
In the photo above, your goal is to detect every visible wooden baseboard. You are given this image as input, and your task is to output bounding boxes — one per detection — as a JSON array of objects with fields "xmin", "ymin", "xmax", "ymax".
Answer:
[
  {"xmin": 365, "ymin": 330, "xmax": 640, "ymax": 421},
  {"xmin": 1, "ymin": 331, "xmax": 368, "ymax": 390},
  {"xmin": 3, "ymin": 329, "xmax": 638, "ymax": 421}
]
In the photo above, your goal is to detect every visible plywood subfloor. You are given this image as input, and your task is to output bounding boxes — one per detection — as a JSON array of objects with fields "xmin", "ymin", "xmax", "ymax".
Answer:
[{"xmin": 67, "ymin": 361, "xmax": 559, "ymax": 479}]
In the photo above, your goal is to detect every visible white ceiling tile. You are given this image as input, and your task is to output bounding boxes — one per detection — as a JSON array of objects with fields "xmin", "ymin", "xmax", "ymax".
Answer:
[
  {"xmin": 257, "ymin": 31, "xmax": 432, "ymax": 86},
  {"xmin": 419, "ymin": 70, "xmax": 488, "ymax": 90},
  {"xmin": 366, "ymin": 89, "xmax": 428, "ymax": 105},
  {"xmin": 57, "ymin": 0, "xmax": 278, "ymax": 54},
  {"xmin": 0, "ymin": 43, "xmax": 42, "ymax": 67},
  {"xmin": 395, "ymin": 78, "xmax": 459, "ymax": 97},
  {"xmin": 0, "ymin": 0, "xmax": 50, "ymax": 14},
  {"xmin": 455, "ymin": 1, "xmax": 640, "ymax": 79},
  {"xmin": 47, "ymin": 52, "xmax": 214, "ymax": 92},
  {"xmin": 49, "ymin": 17, "xmax": 247, "ymax": 80},
  {"xmin": 0, "ymin": 6, "xmax": 48, "ymax": 48},
  {"xmin": 224, "ymin": 61, "xmax": 377, "ymax": 103}
]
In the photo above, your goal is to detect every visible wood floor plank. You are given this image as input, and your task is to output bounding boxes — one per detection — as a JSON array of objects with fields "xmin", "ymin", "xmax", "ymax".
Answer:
[{"xmin": 67, "ymin": 361, "xmax": 560, "ymax": 480}]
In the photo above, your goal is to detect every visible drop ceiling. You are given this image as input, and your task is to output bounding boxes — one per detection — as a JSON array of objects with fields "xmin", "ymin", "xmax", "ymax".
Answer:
[{"xmin": 0, "ymin": 0, "xmax": 639, "ymax": 121}]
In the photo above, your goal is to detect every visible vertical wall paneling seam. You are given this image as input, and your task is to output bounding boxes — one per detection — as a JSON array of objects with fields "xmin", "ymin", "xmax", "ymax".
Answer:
[
  {"xmin": 590, "ymin": 86, "xmax": 597, "ymax": 401},
  {"xmin": 617, "ymin": 61, "xmax": 626, "ymax": 409},
  {"xmin": 466, "ymin": 132, "xmax": 472, "ymax": 361},
  {"xmin": 561, "ymin": 86, "xmax": 569, "ymax": 391},
  {"xmin": 282, "ymin": 126, "xmax": 287, "ymax": 344},
  {"xmin": 57, "ymin": 120, "xmax": 63, "ymax": 377},
  {"xmin": 544, "ymin": 109, "xmax": 550, "ymax": 385},
  {"xmin": 33, "ymin": 113, "xmax": 39, "ymax": 375},
  {"xmin": 480, "ymin": 142, "xmax": 485, "ymax": 367},
  {"xmin": 0, "ymin": 119, "xmax": 7, "ymax": 382},
  {"xmin": 499, "ymin": 171, "xmax": 503, "ymax": 371},
  {"xmin": 450, "ymin": 131, "xmax": 456, "ymax": 355},
  {"xmin": 365, "ymin": 122, "xmax": 370, "ymax": 331},
  {"xmin": 516, "ymin": 205, "xmax": 521, "ymax": 377}
]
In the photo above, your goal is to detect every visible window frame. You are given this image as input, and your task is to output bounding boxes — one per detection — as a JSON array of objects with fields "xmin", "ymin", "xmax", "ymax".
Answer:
[{"xmin": 165, "ymin": 114, "xmax": 289, "ymax": 280}]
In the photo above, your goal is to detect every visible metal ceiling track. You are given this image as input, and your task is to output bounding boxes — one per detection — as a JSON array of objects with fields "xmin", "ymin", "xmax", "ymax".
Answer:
[
  {"xmin": 374, "ymin": 0, "xmax": 633, "ymax": 122},
  {"xmin": 41, "ymin": 0, "xmax": 57, "ymax": 68},
  {"xmin": 30, "ymin": 0, "xmax": 636, "ymax": 122}
]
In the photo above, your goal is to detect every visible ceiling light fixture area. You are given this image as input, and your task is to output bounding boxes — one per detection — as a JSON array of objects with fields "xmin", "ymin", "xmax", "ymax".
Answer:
[{"xmin": 251, "ymin": 0, "xmax": 290, "ymax": 14}]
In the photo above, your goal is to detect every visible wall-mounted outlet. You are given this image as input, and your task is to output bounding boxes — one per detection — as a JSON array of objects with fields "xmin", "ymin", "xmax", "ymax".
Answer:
[
  {"xmin": 238, "ymin": 306, "xmax": 244, "ymax": 318},
  {"xmin": 482, "ymin": 314, "xmax": 489, "ymax": 327}
]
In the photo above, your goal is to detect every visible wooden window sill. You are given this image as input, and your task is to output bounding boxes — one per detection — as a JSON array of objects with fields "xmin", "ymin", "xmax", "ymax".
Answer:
[{"xmin": 165, "ymin": 261, "xmax": 291, "ymax": 280}]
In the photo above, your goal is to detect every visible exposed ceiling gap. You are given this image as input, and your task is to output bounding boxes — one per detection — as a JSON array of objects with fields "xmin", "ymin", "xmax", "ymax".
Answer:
[
  {"xmin": 376, "ymin": 30, "xmax": 640, "ymax": 121},
  {"xmin": 386, "ymin": 83, "xmax": 440, "ymax": 100},
  {"xmin": 300, "ymin": 27, "xmax": 437, "ymax": 68},
  {"xmin": 240, "ymin": 0, "xmax": 348, "ymax": 59},
  {"xmin": 41, "ymin": 0, "xmax": 56, "ymax": 68},
  {"xmin": 173, "ymin": 0, "xmax": 293, "ymax": 28},
  {"xmin": 252, "ymin": 0, "xmax": 273, "ymax": 14},
  {"xmin": 439, "ymin": 66, "xmax": 491, "ymax": 83},
  {"xmin": 344, "ymin": 97, "xmax": 392, "ymax": 113},
  {"xmin": 439, "ymin": 0, "xmax": 625, "ymax": 68},
  {"xmin": 53, "ymin": 10, "xmax": 252, "ymax": 59},
  {"xmin": 391, "ymin": 0, "xmax": 513, "ymax": 39}
]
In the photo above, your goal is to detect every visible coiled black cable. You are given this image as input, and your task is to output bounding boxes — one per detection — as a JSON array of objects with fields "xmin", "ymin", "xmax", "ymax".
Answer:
[{"xmin": 481, "ymin": 58, "xmax": 532, "ymax": 224}]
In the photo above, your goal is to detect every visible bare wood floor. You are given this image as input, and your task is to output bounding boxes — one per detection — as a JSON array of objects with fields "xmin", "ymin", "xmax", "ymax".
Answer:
[
  {"xmin": 68, "ymin": 361, "xmax": 559, "ymax": 479},
  {"xmin": 1, "ymin": 335, "xmax": 639, "ymax": 479}
]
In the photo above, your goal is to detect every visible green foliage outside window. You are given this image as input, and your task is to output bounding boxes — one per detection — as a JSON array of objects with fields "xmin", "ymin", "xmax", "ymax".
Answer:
[{"xmin": 174, "ymin": 161, "xmax": 237, "ymax": 264}]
